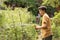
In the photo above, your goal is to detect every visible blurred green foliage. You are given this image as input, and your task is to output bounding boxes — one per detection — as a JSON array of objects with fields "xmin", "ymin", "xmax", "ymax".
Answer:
[
  {"xmin": 0, "ymin": 8, "xmax": 37, "ymax": 40},
  {"xmin": 3, "ymin": 0, "xmax": 41, "ymax": 16},
  {"xmin": 42, "ymin": 0, "xmax": 60, "ymax": 7},
  {"xmin": 52, "ymin": 12, "xmax": 60, "ymax": 39},
  {"xmin": 0, "ymin": 0, "xmax": 60, "ymax": 40}
]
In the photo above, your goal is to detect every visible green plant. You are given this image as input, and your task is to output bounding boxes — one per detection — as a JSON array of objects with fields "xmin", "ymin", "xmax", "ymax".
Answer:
[
  {"xmin": 52, "ymin": 12, "xmax": 60, "ymax": 38},
  {"xmin": 0, "ymin": 8, "xmax": 37, "ymax": 40}
]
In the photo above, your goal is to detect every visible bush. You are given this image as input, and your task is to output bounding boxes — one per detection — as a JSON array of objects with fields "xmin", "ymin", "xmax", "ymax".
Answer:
[
  {"xmin": 53, "ymin": 12, "xmax": 60, "ymax": 26},
  {"xmin": 52, "ymin": 12, "xmax": 60, "ymax": 38},
  {"xmin": 0, "ymin": 8, "xmax": 37, "ymax": 40}
]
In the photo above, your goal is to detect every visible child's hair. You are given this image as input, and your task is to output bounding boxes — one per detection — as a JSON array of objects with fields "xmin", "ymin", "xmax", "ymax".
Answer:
[{"xmin": 38, "ymin": 6, "xmax": 47, "ymax": 12}]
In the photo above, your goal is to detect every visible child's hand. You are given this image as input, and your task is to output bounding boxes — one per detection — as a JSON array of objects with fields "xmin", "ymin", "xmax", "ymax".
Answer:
[
  {"xmin": 32, "ymin": 24, "xmax": 41, "ymax": 30},
  {"xmin": 35, "ymin": 25, "xmax": 40, "ymax": 30}
]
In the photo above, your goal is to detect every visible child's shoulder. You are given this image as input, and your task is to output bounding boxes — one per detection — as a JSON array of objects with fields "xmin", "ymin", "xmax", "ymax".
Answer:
[{"xmin": 43, "ymin": 13, "xmax": 49, "ymax": 18}]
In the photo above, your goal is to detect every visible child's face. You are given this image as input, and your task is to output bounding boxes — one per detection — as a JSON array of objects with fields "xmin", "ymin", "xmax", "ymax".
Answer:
[{"xmin": 39, "ymin": 9, "xmax": 44, "ymax": 16}]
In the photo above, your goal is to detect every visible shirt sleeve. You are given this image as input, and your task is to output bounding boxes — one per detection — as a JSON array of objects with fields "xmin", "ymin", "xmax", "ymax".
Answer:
[{"xmin": 42, "ymin": 16, "xmax": 48, "ymax": 28}]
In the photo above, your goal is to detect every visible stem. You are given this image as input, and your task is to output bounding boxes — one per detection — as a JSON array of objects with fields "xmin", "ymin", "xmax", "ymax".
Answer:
[{"xmin": 12, "ymin": 14, "xmax": 17, "ymax": 40}]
